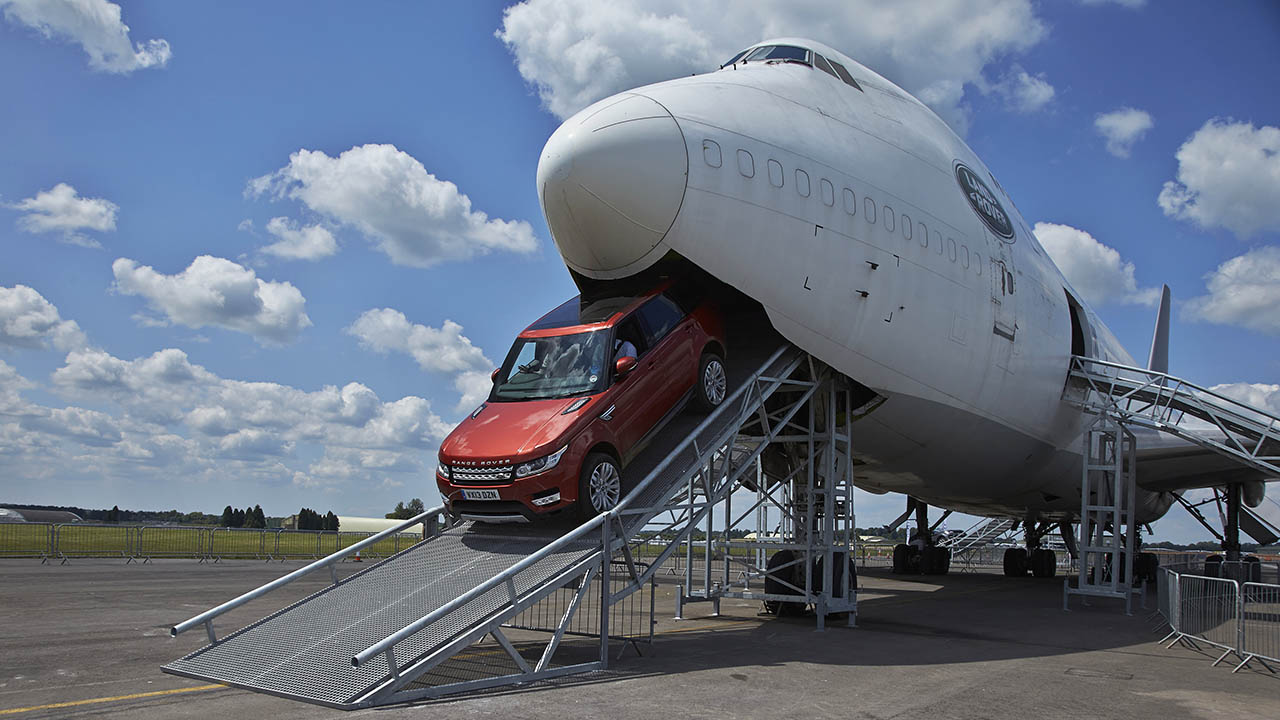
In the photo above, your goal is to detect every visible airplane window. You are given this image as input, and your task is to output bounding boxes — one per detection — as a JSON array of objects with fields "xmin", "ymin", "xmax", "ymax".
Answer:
[
  {"xmin": 813, "ymin": 54, "xmax": 840, "ymax": 79},
  {"xmin": 918, "ymin": 221, "xmax": 929, "ymax": 248},
  {"xmin": 883, "ymin": 206, "xmax": 895, "ymax": 233},
  {"xmin": 737, "ymin": 149, "xmax": 754, "ymax": 178},
  {"xmin": 843, "ymin": 188, "xmax": 856, "ymax": 216},
  {"xmin": 902, "ymin": 214, "xmax": 912, "ymax": 241},
  {"xmin": 820, "ymin": 179, "xmax": 834, "ymax": 206},
  {"xmin": 864, "ymin": 196, "xmax": 877, "ymax": 224},
  {"xmin": 795, "ymin": 169, "xmax": 810, "ymax": 197},
  {"xmin": 975, "ymin": 253, "xmax": 982, "ymax": 275},
  {"xmin": 746, "ymin": 45, "xmax": 810, "ymax": 64},
  {"xmin": 827, "ymin": 60, "xmax": 864, "ymax": 92},
  {"xmin": 948, "ymin": 237, "xmax": 957, "ymax": 263},
  {"xmin": 962, "ymin": 245, "xmax": 970, "ymax": 269},
  {"xmin": 702, "ymin": 139, "xmax": 722, "ymax": 168},
  {"xmin": 933, "ymin": 229, "xmax": 943, "ymax": 255},
  {"xmin": 721, "ymin": 49, "xmax": 750, "ymax": 68},
  {"xmin": 767, "ymin": 159, "xmax": 783, "ymax": 187}
]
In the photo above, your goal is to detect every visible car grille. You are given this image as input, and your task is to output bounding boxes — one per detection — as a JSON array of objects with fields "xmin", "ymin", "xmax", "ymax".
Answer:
[{"xmin": 450, "ymin": 466, "xmax": 514, "ymax": 485}]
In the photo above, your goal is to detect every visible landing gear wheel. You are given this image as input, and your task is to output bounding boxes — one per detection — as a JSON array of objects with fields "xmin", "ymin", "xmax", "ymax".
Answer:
[
  {"xmin": 1030, "ymin": 548, "xmax": 1056, "ymax": 578},
  {"xmin": 694, "ymin": 353, "xmax": 727, "ymax": 411},
  {"xmin": 577, "ymin": 453, "xmax": 621, "ymax": 521},
  {"xmin": 1003, "ymin": 548, "xmax": 1028, "ymax": 577},
  {"xmin": 764, "ymin": 550, "xmax": 805, "ymax": 616},
  {"xmin": 922, "ymin": 546, "xmax": 951, "ymax": 575},
  {"xmin": 892, "ymin": 543, "xmax": 910, "ymax": 574},
  {"xmin": 1135, "ymin": 552, "xmax": 1159, "ymax": 584}
]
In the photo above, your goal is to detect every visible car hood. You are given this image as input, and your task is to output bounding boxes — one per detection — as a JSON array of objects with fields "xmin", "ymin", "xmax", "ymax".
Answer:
[{"xmin": 440, "ymin": 395, "xmax": 602, "ymax": 462}]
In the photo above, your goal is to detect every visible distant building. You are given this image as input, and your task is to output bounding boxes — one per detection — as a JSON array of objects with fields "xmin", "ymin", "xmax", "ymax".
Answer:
[
  {"xmin": 0, "ymin": 507, "xmax": 83, "ymax": 524},
  {"xmin": 280, "ymin": 514, "xmax": 419, "ymax": 535}
]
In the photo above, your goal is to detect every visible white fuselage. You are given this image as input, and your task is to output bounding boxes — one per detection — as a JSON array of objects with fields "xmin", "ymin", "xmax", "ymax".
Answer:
[{"xmin": 536, "ymin": 38, "xmax": 1171, "ymax": 524}]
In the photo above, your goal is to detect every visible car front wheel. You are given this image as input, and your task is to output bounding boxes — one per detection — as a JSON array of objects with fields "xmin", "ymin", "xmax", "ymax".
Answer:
[
  {"xmin": 578, "ymin": 452, "xmax": 622, "ymax": 521},
  {"xmin": 694, "ymin": 352, "xmax": 727, "ymax": 411}
]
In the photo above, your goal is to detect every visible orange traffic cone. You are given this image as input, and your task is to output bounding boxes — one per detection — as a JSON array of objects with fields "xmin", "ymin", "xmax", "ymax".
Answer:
[{"xmin": 354, "ymin": 549, "xmax": 362, "ymax": 562}]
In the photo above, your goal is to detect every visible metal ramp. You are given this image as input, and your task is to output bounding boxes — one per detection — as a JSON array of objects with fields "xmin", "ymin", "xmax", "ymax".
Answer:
[
  {"xmin": 940, "ymin": 517, "xmax": 1018, "ymax": 571},
  {"xmin": 1064, "ymin": 356, "xmax": 1280, "ymax": 612},
  {"xmin": 165, "ymin": 343, "xmax": 847, "ymax": 708}
]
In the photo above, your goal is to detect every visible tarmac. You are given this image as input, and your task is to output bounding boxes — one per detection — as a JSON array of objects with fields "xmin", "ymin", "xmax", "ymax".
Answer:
[{"xmin": 0, "ymin": 558, "xmax": 1275, "ymax": 719}]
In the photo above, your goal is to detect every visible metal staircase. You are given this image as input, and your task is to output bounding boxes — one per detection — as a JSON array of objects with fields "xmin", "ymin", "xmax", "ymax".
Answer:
[
  {"xmin": 165, "ymin": 344, "xmax": 855, "ymax": 708},
  {"xmin": 940, "ymin": 517, "xmax": 1018, "ymax": 571},
  {"xmin": 1065, "ymin": 357, "xmax": 1280, "ymax": 477},
  {"xmin": 1063, "ymin": 356, "xmax": 1280, "ymax": 612}
]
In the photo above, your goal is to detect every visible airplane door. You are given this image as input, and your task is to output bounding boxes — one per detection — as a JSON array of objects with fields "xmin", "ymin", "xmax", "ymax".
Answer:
[{"xmin": 988, "ymin": 232, "xmax": 1017, "ymax": 369}]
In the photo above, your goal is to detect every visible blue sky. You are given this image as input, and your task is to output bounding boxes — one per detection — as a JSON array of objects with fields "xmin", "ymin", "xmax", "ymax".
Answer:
[{"xmin": 1, "ymin": 1, "xmax": 1277, "ymax": 542}]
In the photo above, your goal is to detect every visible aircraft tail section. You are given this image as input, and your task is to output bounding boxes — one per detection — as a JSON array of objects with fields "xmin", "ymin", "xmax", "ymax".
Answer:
[{"xmin": 1147, "ymin": 284, "xmax": 1171, "ymax": 374}]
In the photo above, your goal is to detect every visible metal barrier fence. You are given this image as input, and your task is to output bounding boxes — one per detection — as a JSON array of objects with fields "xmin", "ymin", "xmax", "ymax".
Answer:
[
  {"xmin": 1158, "ymin": 561, "xmax": 1280, "ymax": 673},
  {"xmin": 0, "ymin": 523, "xmax": 424, "ymax": 564}
]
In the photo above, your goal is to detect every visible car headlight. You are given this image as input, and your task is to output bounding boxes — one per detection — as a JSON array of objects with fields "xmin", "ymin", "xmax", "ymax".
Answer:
[
  {"xmin": 437, "ymin": 463, "xmax": 450, "ymax": 479},
  {"xmin": 514, "ymin": 446, "xmax": 568, "ymax": 478}
]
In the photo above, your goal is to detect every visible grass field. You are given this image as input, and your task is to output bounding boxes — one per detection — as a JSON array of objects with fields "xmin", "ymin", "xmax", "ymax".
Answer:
[{"xmin": 0, "ymin": 523, "xmax": 422, "ymax": 560}]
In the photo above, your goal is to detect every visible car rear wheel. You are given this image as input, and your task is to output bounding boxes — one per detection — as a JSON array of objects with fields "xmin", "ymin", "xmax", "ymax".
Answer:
[
  {"xmin": 579, "ymin": 452, "xmax": 622, "ymax": 520},
  {"xmin": 694, "ymin": 352, "xmax": 727, "ymax": 411}
]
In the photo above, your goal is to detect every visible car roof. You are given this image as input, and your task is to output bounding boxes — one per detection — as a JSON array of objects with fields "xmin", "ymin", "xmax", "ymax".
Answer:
[{"xmin": 520, "ymin": 284, "xmax": 668, "ymax": 338}]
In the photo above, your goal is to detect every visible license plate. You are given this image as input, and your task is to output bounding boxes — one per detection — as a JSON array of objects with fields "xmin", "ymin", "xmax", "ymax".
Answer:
[{"xmin": 462, "ymin": 489, "xmax": 501, "ymax": 501}]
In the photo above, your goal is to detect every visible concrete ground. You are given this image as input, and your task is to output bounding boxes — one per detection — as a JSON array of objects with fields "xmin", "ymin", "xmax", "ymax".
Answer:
[{"xmin": 0, "ymin": 558, "xmax": 1274, "ymax": 719}]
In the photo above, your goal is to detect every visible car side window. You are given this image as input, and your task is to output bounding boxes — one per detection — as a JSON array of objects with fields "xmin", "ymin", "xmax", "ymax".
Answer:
[
  {"xmin": 637, "ymin": 295, "xmax": 685, "ymax": 347},
  {"xmin": 613, "ymin": 316, "xmax": 647, "ymax": 363}
]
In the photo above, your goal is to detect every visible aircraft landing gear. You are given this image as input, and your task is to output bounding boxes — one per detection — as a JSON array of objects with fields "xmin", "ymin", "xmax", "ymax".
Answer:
[
  {"xmin": 891, "ymin": 498, "xmax": 950, "ymax": 576},
  {"xmin": 1004, "ymin": 518, "xmax": 1057, "ymax": 578}
]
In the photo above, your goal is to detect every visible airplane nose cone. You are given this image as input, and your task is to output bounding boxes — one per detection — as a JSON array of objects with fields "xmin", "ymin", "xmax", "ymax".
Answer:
[{"xmin": 537, "ymin": 94, "xmax": 688, "ymax": 276}]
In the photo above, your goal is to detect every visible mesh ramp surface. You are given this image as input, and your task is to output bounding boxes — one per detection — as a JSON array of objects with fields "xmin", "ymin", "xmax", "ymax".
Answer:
[{"xmin": 164, "ymin": 525, "xmax": 594, "ymax": 707}]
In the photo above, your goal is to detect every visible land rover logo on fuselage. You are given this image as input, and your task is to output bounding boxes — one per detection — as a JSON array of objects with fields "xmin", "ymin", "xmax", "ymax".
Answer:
[{"xmin": 954, "ymin": 162, "xmax": 1015, "ymax": 241}]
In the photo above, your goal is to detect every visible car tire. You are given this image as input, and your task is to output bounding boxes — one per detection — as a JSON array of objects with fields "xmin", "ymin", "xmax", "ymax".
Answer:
[
  {"xmin": 578, "ymin": 452, "xmax": 622, "ymax": 521},
  {"xmin": 694, "ymin": 352, "xmax": 727, "ymax": 412}
]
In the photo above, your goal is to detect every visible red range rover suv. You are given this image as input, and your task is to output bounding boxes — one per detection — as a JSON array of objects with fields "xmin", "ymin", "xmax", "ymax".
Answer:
[{"xmin": 437, "ymin": 286, "xmax": 726, "ymax": 523}]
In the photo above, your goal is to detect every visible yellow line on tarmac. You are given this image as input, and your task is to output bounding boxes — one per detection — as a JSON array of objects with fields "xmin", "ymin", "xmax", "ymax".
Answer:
[{"xmin": 0, "ymin": 684, "xmax": 223, "ymax": 716}]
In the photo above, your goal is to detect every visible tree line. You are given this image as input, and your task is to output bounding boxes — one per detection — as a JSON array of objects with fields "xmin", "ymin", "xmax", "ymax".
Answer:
[{"xmin": 219, "ymin": 504, "xmax": 268, "ymax": 528}]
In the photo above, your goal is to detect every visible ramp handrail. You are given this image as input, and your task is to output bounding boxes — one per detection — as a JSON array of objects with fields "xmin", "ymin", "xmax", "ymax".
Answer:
[
  {"xmin": 352, "ymin": 343, "xmax": 800, "ymax": 668},
  {"xmin": 170, "ymin": 507, "xmax": 450, "ymax": 639},
  {"xmin": 1067, "ymin": 356, "xmax": 1280, "ymax": 476}
]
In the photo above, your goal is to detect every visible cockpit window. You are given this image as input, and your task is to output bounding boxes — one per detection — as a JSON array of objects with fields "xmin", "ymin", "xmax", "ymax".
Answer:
[
  {"xmin": 813, "ymin": 54, "xmax": 840, "ymax": 80},
  {"xmin": 745, "ymin": 45, "xmax": 810, "ymax": 64},
  {"xmin": 721, "ymin": 49, "xmax": 750, "ymax": 68},
  {"xmin": 827, "ymin": 59, "xmax": 863, "ymax": 92}
]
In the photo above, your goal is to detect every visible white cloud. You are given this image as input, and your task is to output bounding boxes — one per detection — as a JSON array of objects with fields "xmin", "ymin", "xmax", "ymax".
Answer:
[
  {"xmin": 1034, "ymin": 222, "xmax": 1159, "ymax": 307},
  {"xmin": 1184, "ymin": 246, "xmax": 1280, "ymax": 335},
  {"xmin": 1210, "ymin": 382, "xmax": 1280, "ymax": 418},
  {"xmin": 989, "ymin": 65, "xmax": 1055, "ymax": 113},
  {"xmin": 21, "ymin": 343, "xmax": 456, "ymax": 491},
  {"xmin": 347, "ymin": 308, "xmax": 494, "ymax": 412},
  {"xmin": 1158, "ymin": 119, "xmax": 1280, "ymax": 239},
  {"xmin": 249, "ymin": 144, "xmax": 537, "ymax": 268},
  {"xmin": 0, "ymin": 0, "xmax": 170, "ymax": 73},
  {"xmin": 0, "ymin": 284, "xmax": 87, "ymax": 351},
  {"xmin": 496, "ymin": 0, "xmax": 1046, "ymax": 133},
  {"xmin": 9, "ymin": 182, "xmax": 116, "ymax": 248},
  {"xmin": 112, "ymin": 255, "xmax": 312, "ymax": 344},
  {"xmin": 1094, "ymin": 107, "xmax": 1153, "ymax": 158},
  {"xmin": 260, "ymin": 217, "xmax": 338, "ymax": 261},
  {"xmin": 0, "ymin": 360, "xmax": 34, "ymax": 416}
]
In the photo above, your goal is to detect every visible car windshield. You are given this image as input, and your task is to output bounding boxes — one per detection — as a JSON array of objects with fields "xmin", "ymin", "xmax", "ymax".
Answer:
[{"xmin": 491, "ymin": 331, "xmax": 610, "ymax": 402}]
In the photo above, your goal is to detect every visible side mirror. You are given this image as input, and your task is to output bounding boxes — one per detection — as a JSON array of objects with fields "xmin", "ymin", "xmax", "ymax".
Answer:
[
  {"xmin": 615, "ymin": 356, "xmax": 637, "ymax": 378},
  {"xmin": 490, "ymin": 368, "xmax": 501, "ymax": 383}
]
